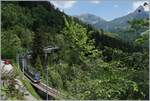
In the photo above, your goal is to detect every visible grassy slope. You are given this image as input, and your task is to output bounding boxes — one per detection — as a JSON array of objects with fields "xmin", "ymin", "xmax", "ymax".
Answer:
[{"xmin": 13, "ymin": 63, "xmax": 42, "ymax": 100}]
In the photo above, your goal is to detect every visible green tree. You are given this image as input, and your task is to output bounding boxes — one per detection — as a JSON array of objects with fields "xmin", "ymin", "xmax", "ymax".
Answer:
[
  {"xmin": 62, "ymin": 17, "xmax": 100, "ymax": 64},
  {"xmin": 1, "ymin": 30, "xmax": 22, "ymax": 59},
  {"xmin": 32, "ymin": 26, "xmax": 49, "ymax": 64}
]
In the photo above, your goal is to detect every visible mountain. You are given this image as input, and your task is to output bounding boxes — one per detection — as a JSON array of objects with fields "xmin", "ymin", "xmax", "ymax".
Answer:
[
  {"xmin": 2, "ymin": 1, "xmax": 148, "ymax": 100},
  {"xmin": 76, "ymin": 4, "xmax": 149, "ymax": 32},
  {"xmin": 106, "ymin": 5, "xmax": 149, "ymax": 32},
  {"xmin": 76, "ymin": 13, "xmax": 107, "ymax": 25}
]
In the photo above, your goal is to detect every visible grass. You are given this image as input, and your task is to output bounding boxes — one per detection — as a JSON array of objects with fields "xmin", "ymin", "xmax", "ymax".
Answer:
[
  {"xmin": 1, "ymin": 85, "xmax": 8, "ymax": 99},
  {"xmin": 21, "ymin": 78, "xmax": 41, "ymax": 100}
]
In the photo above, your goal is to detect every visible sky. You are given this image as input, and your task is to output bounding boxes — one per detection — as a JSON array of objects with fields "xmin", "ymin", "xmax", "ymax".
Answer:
[{"xmin": 50, "ymin": 0, "xmax": 149, "ymax": 21}]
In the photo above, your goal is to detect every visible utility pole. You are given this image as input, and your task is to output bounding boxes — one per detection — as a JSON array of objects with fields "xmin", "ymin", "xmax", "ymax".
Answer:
[
  {"xmin": 44, "ymin": 53, "xmax": 48, "ymax": 100},
  {"xmin": 22, "ymin": 55, "xmax": 25, "ymax": 79},
  {"xmin": 43, "ymin": 45, "xmax": 59, "ymax": 100}
]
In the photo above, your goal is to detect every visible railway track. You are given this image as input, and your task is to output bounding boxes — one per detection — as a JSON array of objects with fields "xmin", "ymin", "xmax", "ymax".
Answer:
[
  {"xmin": 18, "ymin": 54, "xmax": 74, "ymax": 99},
  {"xmin": 24, "ymin": 70, "xmax": 60, "ymax": 98}
]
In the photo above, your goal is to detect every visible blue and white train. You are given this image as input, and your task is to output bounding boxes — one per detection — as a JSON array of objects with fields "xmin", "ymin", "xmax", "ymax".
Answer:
[{"xmin": 19, "ymin": 55, "xmax": 40, "ymax": 83}]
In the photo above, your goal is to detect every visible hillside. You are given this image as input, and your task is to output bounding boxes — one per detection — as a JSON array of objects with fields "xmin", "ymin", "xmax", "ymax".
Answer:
[
  {"xmin": 2, "ymin": 1, "xmax": 142, "ymax": 59},
  {"xmin": 135, "ymin": 30, "xmax": 149, "ymax": 47},
  {"xmin": 1, "ymin": 1, "xmax": 149, "ymax": 100}
]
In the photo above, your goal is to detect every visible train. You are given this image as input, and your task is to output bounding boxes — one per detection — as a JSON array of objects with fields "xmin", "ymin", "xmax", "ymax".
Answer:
[{"xmin": 19, "ymin": 55, "xmax": 40, "ymax": 83}]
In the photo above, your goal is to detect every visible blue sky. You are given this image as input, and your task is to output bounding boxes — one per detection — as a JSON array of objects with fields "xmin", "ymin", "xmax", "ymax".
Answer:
[{"xmin": 50, "ymin": 0, "xmax": 149, "ymax": 21}]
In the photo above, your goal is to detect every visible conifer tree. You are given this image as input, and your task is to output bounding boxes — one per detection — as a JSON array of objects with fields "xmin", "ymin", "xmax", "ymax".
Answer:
[{"xmin": 32, "ymin": 26, "xmax": 49, "ymax": 65}]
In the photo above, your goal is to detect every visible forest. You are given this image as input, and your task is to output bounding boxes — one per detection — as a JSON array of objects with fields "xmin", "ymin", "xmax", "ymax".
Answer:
[{"xmin": 1, "ymin": 1, "xmax": 149, "ymax": 100}]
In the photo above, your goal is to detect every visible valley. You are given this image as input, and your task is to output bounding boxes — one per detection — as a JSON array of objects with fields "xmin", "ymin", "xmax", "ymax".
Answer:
[{"xmin": 1, "ymin": 1, "xmax": 149, "ymax": 100}]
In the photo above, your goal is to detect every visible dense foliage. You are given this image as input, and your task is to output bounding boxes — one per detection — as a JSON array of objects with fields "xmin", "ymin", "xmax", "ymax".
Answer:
[
  {"xmin": 1, "ymin": 65, "xmax": 25, "ymax": 100},
  {"xmin": 1, "ymin": 1, "xmax": 149, "ymax": 100},
  {"xmin": 117, "ymin": 18, "xmax": 149, "ymax": 43}
]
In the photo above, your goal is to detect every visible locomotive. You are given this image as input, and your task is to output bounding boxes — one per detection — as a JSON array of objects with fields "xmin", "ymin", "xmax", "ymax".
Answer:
[{"xmin": 19, "ymin": 55, "xmax": 40, "ymax": 83}]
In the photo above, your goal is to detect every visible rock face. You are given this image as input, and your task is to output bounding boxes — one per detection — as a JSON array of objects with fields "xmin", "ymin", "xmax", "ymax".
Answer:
[
  {"xmin": 1, "ymin": 61, "xmax": 13, "ymax": 75},
  {"xmin": 76, "ymin": 4, "xmax": 149, "ymax": 32}
]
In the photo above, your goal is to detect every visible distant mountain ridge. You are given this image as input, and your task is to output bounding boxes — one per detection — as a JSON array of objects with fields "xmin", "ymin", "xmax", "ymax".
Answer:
[
  {"xmin": 76, "ymin": 13, "xmax": 107, "ymax": 25},
  {"xmin": 76, "ymin": 4, "xmax": 149, "ymax": 32}
]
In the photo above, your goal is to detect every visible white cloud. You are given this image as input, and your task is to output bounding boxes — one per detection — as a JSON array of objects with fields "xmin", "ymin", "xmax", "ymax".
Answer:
[
  {"xmin": 143, "ymin": 2, "xmax": 150, "ymax": 11},
  {"xmin": 90, "ymin": 1, "xmax": 100, "ymax": 4},
  {"xmin": 133, "ymin": 0, "xmax": 149, "ymax": 11},
  {"xmin": 127, "ymin": 11, "xmax": 131, "ymax": 14},
  {"xmin": 50, "ymin": 0, "xmax": 77, "ymax": 9},
  {"xmin": 114, "ymin": 4, "xmax": 118, "ymax": 8}
]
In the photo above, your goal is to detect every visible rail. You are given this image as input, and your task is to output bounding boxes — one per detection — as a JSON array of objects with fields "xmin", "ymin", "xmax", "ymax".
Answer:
[
  {"xmin": 23, "ymin": 69, "xmax": 60, "ymax": 99},
  {"xmin": 18, "ymin": 55, "xmax": 75, "ymax": 100}
]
